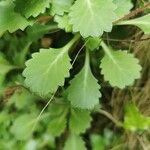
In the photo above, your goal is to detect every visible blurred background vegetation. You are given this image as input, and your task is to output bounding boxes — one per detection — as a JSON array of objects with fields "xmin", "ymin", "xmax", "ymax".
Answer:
[{"xmin": 0, "ymin": 0, "xmax": 150, "ymax": 149}]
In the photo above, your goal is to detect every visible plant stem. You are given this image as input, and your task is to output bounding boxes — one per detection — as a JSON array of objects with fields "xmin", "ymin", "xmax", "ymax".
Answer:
[
  {"xmin": 114, "ymin": 2, "xmax": 150, "ymax": 24},
  {"xmin": 85, "ymin": 48, "xmax": 90, "ymax": 66},
  {"xmin": 71, "ymin": 39, "xmax": 89, "ymax": 66},
  {"xmin": 32, "ymin": 92, "xmax": 56, "ymax": 131},
  {"xmin": 98, "ymin": 109, "xmax": 123, "ymax": 127},
  {"xmin": 101, "ymin": 40, "xmax": 114, "ymax": 61},
  {"xmin": 64, "ymin": 34, "xmax": 81, "ymax": 50}
]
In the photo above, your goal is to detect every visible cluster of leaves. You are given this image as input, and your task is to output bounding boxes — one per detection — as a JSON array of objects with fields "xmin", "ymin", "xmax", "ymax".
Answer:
[{"xmin": 0, "ymin": 0, "xmax": 150, "ymax": 149}]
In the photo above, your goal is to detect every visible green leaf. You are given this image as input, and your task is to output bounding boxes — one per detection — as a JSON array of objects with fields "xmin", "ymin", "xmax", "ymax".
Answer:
[
  {"xmin": 48, "ymin": 98, "xmax": 69, "ymax": 116},
  {"xmin": 48, "ymin": 113, "xmax": 67, "ymax": 136},
  {"xmin": 7, "ymin": 88, "xmax": 36, "ymax": 109},
  {"xmin": 0, "ymin": 53, "xmax": 15, "ymax": 76},
  {"xmin": 64, "ymin": 134, "xmax": 86, "ymax": 150},
  {"xmin": 47, "ymin": 100, "xmax": 69, "ymax": 136},
  {"xmin": 23, "ymin": 35, "xmax": 79, "ymax": 97},
  {"xmin": 91, "ymin": 134, "xmax": 106, "ymax": 150},
  {"xmin": 10, "ymin": 114, "xmax": 36, "ymax": 140},
  {"xmin": 51, "ymin": 0, "xmax": 74, "ymax": 15},
  {"xmin": 124, "ymin": 103, "xmax": 150, "ymax": 131},
  {"xmin": 118, "ymin": 14, "xmax": 150, "ymax": 34},
  {"xmin": 100, "ymin": 42, "xmax": 141, "ymax": 88},
  {"xmin": 86, "ymin": 37, "xmax": 101, "ymax": 51},
  {"xmin": 113, "ymin": 0, "xmax": 133, "ymax": 18},
  {"xmin": 0, "ymin": 111, "xmax": 10, "ymax": 124},
  {"xmin": 69, "ymin": 0, "xmax": 117, "ymax": 37},
  {"xmin": 0, "ymin": 1, "xmax": 32, "ymax": 36},
  {"xmin": 69, "ymin": 109, "xmax": 92, "ymax": 134},
  {"xmin": 14, "ymin": 0, "xmax": 51, "ymax": 18},
  {"xmin": 67, "ymin": 50, "xmax": 101, "ymax": 109},
  {"xmin": 0, "ymin": 140, "xmax": 16, "ymax": 150},
  {"xmin": 91, "ymin": 130, "xmax": 114, "ymax": 150},
  {"xmin": 25, "ymin": 139, "xmax": 37, "ymax": 150},
  {"xmin": 26, "ymin": 23, "xmax": 58, "ymax": 42},
  {"xmin": 0, "ymin": 76, "xmax": 5, "ymax": 96},
  {"xmin": 23, "ymin": 48, "xmax": 71, "ymax": 96},
  {"xmin": 54, "ymin": 15, "xmax": 72, "ymax": 32}
]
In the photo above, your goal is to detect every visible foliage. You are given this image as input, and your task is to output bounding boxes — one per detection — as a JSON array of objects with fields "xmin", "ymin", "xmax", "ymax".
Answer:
[
  {"xmin": 67, "ymin": 49, "xmax": 101, "ymax": 109},
  {"xmin": 100, "ymin": 43, "xmax": 141, "ymax": 88},
  {"xmin": 69, "ymin": 0, "xmax": 117, "ymax": 37},
  {"xmin": 14, "ymin": 0, "xmax": 51, "ymax": 18},
  {"xmin": 124, "ymin": 102, "xmax": 150, "ymax": 131},
  {"xmin": 64, "ymin": 134, "xmax": 86, "ymax": 150},
  {"xmin": 0, "ymin": 1, "xmax": 32, "ymax": 36},
  {"xmin": 118, "ymin": 14, "xmax": 150, "ymax": 34},
  {"xmin": 0, "ymin": 0, "xmax": 150, "ymax": 149}
]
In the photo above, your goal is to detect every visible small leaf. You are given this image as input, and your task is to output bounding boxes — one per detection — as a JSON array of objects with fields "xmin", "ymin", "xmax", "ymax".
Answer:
[
  {"xmin": 48, "ymin": 98, "xmax": 69, "ymax": 116},
  {"xmin": 25, "ymin": 139, "xmax": 37, "ymax": 150},
  {"xmin": 91, "ymin": 129, "xmax": 114, "ymax": 150},
  {"xmin": 69, "ymin": 0, "xmax": 117, "ymax": 37},
  {"xmin": 26, "ymin": 23, "xmax": 58, "ymax": 42},
  {"xmin": 0, "ymin": 1, "xmax": 32, "ymax": 36},
  {"xmin": 64, "ymin": 134, "xmax": 86, "ymax": 150},
  {"xmin": 86, "ymin": 37, "xmax": 101, "ymax": 51},
  {"xmin": 69, "ymin": 109, "xmax": 92, "ymax": 134},
  {"xmin": 0, "ymin": 76, "xmax": 5, "ymax": 96},
  {"xmin": 67, "ymin": 50, "xmax": 101, "ymax": 109},
  {"xmin": 10, "ymin": 114, "xmax": 36, "ymax": 140},
  {"xmin": 100, "ymin": 42, "xmax": 141, "ymax": 88},
  {"xmin": 51, "ymin": 0, "xmax": 74, "ymax": 15},
  {"xmin": 113, "ymin": 0, "xmax": 133, "ymax": 18},
  {"xmin": 124, "ymin": 103, "xmax": 150, "ymax": 131},
  {"xmin": 118, "ymin": 14, "xmax": 150, "ymax": 34},
  {"xmin": 23, "ymin": 35, "xmax": 79, "ymax": 97},
  {"xmin": 47, "ymin": 99, "xmax": 69, "ymax": 136},
  {"xmin": 7, "ymin": 88, "xmax": 36, "ymax": 109},
  {"xmin": 54, "ymin": 15, "xmax": 72, "ymax": 32},
  {"xmin": 0, "ymin": 53, "xmax": 15, "ymax": 76},
  {"xmin": 91, "ymin": 134, "xmax": 106, "ymax": 150},
  {"xmin": 48, "ymin": 114, "xmax": 67, "ymax": 136},
  {"xmin": 23, "ymin": 48, "xmax": 71, "ymax": 96},
  {"xmin": 0, "ymin": 111, "xmax": 10, "ymax": 124},
  {"xmin": 14, "ymin": 0, "xmax": 51, "ymax": 18}
]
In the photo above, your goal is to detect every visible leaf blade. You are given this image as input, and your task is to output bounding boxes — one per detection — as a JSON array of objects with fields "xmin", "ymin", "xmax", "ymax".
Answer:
[
  {"xmin": 118, "ymin": 14, "xmax": 150, "ymax": 34},
  {"xmin": 0, "ymin": 1, "xmax": 32, "ymax": 36},
  {"xmin": 69, "ymin": 109, "xmax": 92, "ymax": 134},
  {"xmin": 124, "ymin": 103, "xmax": 150, "ymax": 131},
  {"xmin": 64, "ymin": 134, "xmax": 86, "ymax": 150},
  {"xmin": 113, "ymin": 0, "xmax": 133, "ymax": 18},
  {"xmin": 67, "ymin": 50, "xmax": 101, "ymax": 109},
  {"xmin": 100, "ymin": 47, "xmax": 142, "ymax": 88},
  {"xmin": 14, "ymin": 0, "xmax": 51, "ymax": 18},
  {"xmin": 69, "ymin": 0, "xmax": 117, "ymax": 37},
  {"xmin": 23, "ymin": 48, "xmax": 71, "ymax": 96}
]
